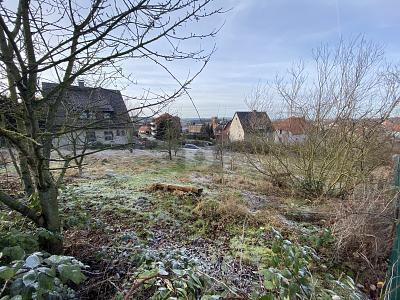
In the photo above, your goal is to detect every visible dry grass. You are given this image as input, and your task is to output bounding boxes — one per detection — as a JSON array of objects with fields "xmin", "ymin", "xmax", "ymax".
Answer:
[
  {"xmin": 331, "ymin": 184, "xmax": 397, "ymax": 282},
  {"xmin": 193, "ymin": 193, "xmax": 252, "ymax": 226},
  {"xmin": 217, "ymin": 194, "xmax": 250, "ymax": 222}
]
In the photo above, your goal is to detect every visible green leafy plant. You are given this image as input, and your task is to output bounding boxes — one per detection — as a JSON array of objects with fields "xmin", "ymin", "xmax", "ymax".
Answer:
[
  {"xmin": 0, "ymin": 231, "xmax": 39, "ymax": 260},
  {"xmin": 297, "ymin": 178, "xmax": 324, "ymax": 197},
  {"xmin": 120, "ymin": 246, "xmax": 224, "ymax": 300},
  {"xmin": 0, "ymin": 252, "xmax": 87, "ymax": 300},
  {"xmin": 259, "ymin": 229, "xmax": 363, "ymax": 300},
  {"xmin": 302, "ymin": 227, "xmax": 335, "ymax": 250}
]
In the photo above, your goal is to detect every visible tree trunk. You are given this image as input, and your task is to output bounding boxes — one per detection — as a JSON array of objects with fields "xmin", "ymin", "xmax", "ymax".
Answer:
[
  {"xmin": 168, "ymin": 148, "xmax": 172, "ymax": 160},
  {"xmin": 37, "ymin": 174, "xmax": 63, "ymax": 253},
  {"xmin": 78, "ymin": 165, "xmax": 83, "ymax": 177}
]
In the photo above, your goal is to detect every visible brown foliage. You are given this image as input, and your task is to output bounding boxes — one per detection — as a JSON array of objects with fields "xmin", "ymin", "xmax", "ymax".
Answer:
[
  {"xmin": 193, "ymin": 193, "xmax": 252, "ymax": 226},
  {"xmin": 331, "ymin": 184, "xmax": 397, "ymax": 281}
]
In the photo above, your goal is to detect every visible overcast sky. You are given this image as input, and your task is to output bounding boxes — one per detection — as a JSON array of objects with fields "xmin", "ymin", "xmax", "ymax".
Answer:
[{"xmin": 124, "ymin": 0, "xmax": 400, "ymax": 119}]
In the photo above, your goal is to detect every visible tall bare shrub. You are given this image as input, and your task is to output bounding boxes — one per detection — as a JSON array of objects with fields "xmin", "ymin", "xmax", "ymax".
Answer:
[
  {"xmin": 247, "ymin": 38, "xmax": 400, "ymax": 197},
  {"xmin": 332, "ymin": 184, "xmax": 396, "ymax": 280}
]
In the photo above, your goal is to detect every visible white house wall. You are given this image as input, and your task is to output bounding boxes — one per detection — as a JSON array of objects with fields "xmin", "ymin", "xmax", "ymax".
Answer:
[
  {"xmin": 229, "ymin": 114, "xmax": 245, "ymax": 141},
  {"xmin": 53, "ymin": 128, "xmax": 129, "ymax": 149},
  {"xmin": 274, "ymin": 130, "xmax": 306, "ymax": 143},
  {"xmin": 94, "ymin": 129, "xmax": 129, "ymax": 145}
]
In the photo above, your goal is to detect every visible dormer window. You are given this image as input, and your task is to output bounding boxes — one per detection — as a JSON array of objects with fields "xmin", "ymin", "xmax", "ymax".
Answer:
[
  {"xmin": 79, "ymin": 110, "xmax": 96, "ymax": 119},
  {"xmin": 104, "ymin": 112, "xmax": 111, "ymax": 119}
]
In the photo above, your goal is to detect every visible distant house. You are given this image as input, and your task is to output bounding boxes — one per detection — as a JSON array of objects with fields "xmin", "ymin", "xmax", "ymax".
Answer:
[
  {"xmin": 228, "ymin": 111, "xmax": 273, "ymax": 142},
  {"xmin": 273, "ymin": 117, "xmax": 309, "ymax": 143},
  {"xmin": 214, "ymin": 120, "xmax": 231, "ymax": 142},
  {"xmin": 42, "ymin": 81, "xmax": 131, "ymax": 146},
  {"xmin": 151, "ymin": 113, "xmax": 181, "ymax": 138},
  {"xmin": 188, "ymin": 123, "xmax": 205, "ymax": 135},
  {"xmin": 210, "ymin": 116, "xmax": 219, "ymax": 131},
  {"xmin": 138, "ymin": 124, "xmax": 151, "ymax": 136},
  {"xmin": 382, "ymin": 118, "xmax": 400, "ymax": 139}
]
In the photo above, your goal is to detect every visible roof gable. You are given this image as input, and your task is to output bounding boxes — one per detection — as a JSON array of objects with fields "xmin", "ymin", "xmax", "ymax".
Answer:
[
  {"xmin": 42, "ymin": 82, "xmax": 130, "ymax": 128},
  {"xmin": 234, "ymin": 111, "xmax": 273, "ymax": 133},
  {"xmin": 273, "ymin": 117, "xmax": 309, "ymax": 135}
]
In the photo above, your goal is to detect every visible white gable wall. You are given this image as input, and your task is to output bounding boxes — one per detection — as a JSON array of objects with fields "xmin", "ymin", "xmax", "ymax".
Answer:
[{"xmin": 229, "ymin": 113, "xmax": 245, "ymax": 141}]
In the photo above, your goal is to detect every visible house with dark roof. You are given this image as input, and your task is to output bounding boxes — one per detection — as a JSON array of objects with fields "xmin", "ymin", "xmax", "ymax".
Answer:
[
  {"xmin": 273, "ymin": 116, "xmax": 309, "ymax": 143},
  {"xmin": 228, "ymin": 111, "xmax": 273, "ymax": 142},
  {"xmin": 42, "ymin": 81, "xmax": 131, "ymax": 146}
]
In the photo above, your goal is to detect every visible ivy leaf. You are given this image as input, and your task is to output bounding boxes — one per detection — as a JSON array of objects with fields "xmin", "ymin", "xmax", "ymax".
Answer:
[
  {"xmin": 258, "ymin": 295, "xmax": 274, "ymax": 300},
  {"xmin": 28, "ymin": 192, "xmax": 40, "ymax": 211},
  {"xmin": 201, "ymin": 296, "xmax": 222, "ymax": 300},
  {"xmin": 0, "ymin": 266, "xmax": 15, "ymax": 280},
  {"xmin": 37, "ymin": 267, "xmax": 56, "ymax": 277},
  {"xmin": 24, "ymin": 254, "xmax": 42, "ymax": 269},
  {"xmin": 22, "ymin": 270, "xmax": 38, "ymax": 288},
  {"xmin": 58, "ymin": 264, "xmax": 86, "ymax": 284},
  {"xmin": 172, "ymin": 269, "xmax": 185, "ymax": 276},
  {"xmin": 264, "ymin": 280, "xmax": 275, "ymax": 290},
  {"xmin": 158, "ymin": 268, "xmax": 169, "ymax": 276},
  {"xmin": 45, "ymin": 255, "xmax": 72, "ymax": 265},
  {"xmin": 1, "ymin": 246, "xmax": 25, "ymax": 261},
  {"xmin": 37, "ymin": 272, "xmax": 54, "ymax": 290}
]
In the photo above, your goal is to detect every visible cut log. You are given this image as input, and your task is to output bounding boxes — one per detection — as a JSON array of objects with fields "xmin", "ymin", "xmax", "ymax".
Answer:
[
  {"xmin": 283, "ymin": 210, "xmax": 327, "ymax": 223},
  {"xmin": 151, "ymin": 183, "xmax": 203, "ymax": 195}
]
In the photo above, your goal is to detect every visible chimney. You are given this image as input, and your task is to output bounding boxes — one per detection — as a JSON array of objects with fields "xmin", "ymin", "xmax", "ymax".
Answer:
[{"xmin": 78, "ymin": 80, "xmax": 85, "ymax": 88}]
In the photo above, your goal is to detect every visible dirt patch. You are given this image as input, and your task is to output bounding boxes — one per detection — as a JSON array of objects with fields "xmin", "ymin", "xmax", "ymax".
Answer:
[{"xmin": 241, "ymin": 191, "xmax": 280, "ymax": 213}]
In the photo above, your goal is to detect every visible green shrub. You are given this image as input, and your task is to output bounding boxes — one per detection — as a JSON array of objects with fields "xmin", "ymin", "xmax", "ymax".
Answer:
[
  {"xmin": 259, "ymin": 229, "xmax": 363, "ymax": 300},
  {"xmin": 0, "ymin": 252, "xmax": 87, "ymax": 300},
  {"xmin": 119, "ymin": 247, "xmax": 223, "ymax": 299},
  {"xmin": 297, "ymin": 177, "xmax": 324, "ymax": 197},
  {"xmin": 0, "ymin": 230, "xmax": 39, "ymax": 262}
]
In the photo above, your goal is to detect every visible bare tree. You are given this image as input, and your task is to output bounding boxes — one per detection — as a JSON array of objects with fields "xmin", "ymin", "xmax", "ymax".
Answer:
[
  {"xmin": 247, "ymin": 38, "xmax": 400, "ymax": 197},
  {"xmin": 156, "ymin": 116, "xmax": 181, "ymax": 160},
  {"xmin": 0, "ymin": 0, "xmax": 221, "ymax": 252}
]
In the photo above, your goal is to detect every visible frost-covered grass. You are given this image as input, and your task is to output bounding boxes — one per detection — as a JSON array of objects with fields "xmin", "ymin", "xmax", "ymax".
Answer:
[{"xmin": 0, "ymin": 149, "xmax": 373, "ymax": 298}]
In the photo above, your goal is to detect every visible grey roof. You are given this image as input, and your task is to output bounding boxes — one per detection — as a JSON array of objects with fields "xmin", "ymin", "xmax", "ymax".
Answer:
[
  {"xmin": 42, "ymin": 82, "xmax": 130, "ymax": 129},
  {"xmin": 235, "ymin": 111, "xmax": 273, "ymax": 132}
]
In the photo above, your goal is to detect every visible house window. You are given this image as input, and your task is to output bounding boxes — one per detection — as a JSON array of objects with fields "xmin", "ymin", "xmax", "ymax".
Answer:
[
  {"xmin": 116, "ymin": 129, "xmax": 126, "ymax": 136},
  {"xmin": 104, "ymin": 131, "xmax": 114, "ymax": 141},
  {"xmin": 104, "ymin": 112, "xmax": 111, "ymax": 119},
  {"xmin": 86, "ymin": 131, "xmax": 96, "ymax": 143}
]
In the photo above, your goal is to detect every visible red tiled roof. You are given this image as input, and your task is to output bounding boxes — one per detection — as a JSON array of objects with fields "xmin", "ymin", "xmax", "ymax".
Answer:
[
  {"xmin": 273, "ymin": 117, "xmax": 309, "ymax": 135},
  {"xmin": 383, "ymin": 119, "xmax": 400, "ymax": 132}
]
